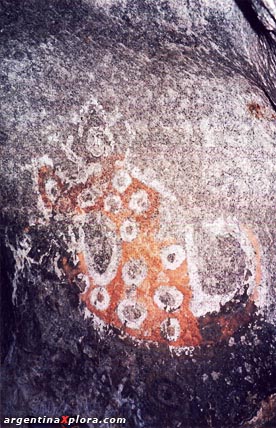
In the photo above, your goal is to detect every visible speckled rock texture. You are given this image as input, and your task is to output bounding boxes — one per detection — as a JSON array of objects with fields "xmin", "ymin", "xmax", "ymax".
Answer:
[{"xmin": 1, "ymin": 1, "xmax": 276, "ymax": 427}]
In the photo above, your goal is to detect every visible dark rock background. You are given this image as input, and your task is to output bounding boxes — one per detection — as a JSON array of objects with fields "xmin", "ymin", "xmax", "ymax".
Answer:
[{"xmin": 1, "ymin": 1, "xmax": 276, "ymax": 427}]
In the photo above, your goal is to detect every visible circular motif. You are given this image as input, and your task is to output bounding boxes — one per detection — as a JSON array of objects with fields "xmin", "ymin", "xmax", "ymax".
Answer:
[
  {"xmin": 160, "ymin": 245, "xmax": 186, "ymax": 270},
  {"xmin": 122, "ymin": 258, "xmax": 147, "ymax": 287},
  {"xmin": 104, "ymin": 194, "xmax": 122, "ymax": 214},
  {"xmin": 78, "ymin": 187, "xmax": 102, "ymax": 208},
  {"xmin": 129, "ymin": 189, "xmax": 149, "ymax": 214},
  {"xmin": 117, "ymin": 300, "xmax": 147, "ymax": 329},
  {"xmin": 154, "ymin": 286, "xmax": 184, "ymax": 312},
  {"xmin": 38, "ymin": 155, "xmax": 262, "ymax": 350},
  {"xmin": 90, "ymin": 287, "xmax": 110, "ymax": 311},
  {"xmin": 112, "ymin": 169, "xmax": 132, "ymax": 193},
  {"xmin": 120, "ymin": 219, "xmax": 139, "ymax": 242}
]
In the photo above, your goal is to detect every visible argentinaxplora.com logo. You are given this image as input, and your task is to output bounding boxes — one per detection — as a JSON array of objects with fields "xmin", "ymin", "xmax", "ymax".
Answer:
[{"xmin": 3, "ymin": 415, "xmax": 127, "ymax": 425}]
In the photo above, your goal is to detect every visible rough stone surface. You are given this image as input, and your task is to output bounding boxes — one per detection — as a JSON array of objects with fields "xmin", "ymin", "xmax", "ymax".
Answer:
[{"xmin": 1, "ymin": 1, "xmax": 276, "ymax": 427}]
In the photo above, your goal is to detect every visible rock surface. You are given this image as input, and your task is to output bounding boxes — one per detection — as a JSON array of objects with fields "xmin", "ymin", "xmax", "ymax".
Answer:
[{"xmin": 1, "ymin": 1, "xmax": 276, "ymax": 427}]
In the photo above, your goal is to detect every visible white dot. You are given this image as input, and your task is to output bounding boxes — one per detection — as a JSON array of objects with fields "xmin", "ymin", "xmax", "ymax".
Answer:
[
  {"xmin": 120, "ymin": 219, "xmax": 139, "ymax": 242},
  {"xmin": 104, "ymin": 194, "xmax": 122, "ymax": 213},
  {"xmin": 160, "ymin": 318, "xmax": 181, "ymax": 342},
  {"xmin": 112, "ymin": 170, "xmax": 132, "ymax": 193},
  {"xmin": 122, "ymin": 258, "xmax": 147, "ymax": 286},
  {"xmin": 90, "ymin": 287, "xmax": 110, "ymax": 311},
  {"xmin": 153, "ymin": 286, "xmax": 183, "ymax": 312},
  {"xmin": 160, "ymin": 245, "xmax": 186, "ymax": 270},
  {"xmin": 129, "ymin": 189, "xmax": 149, "ymax": 214},
  {"xmin": 117, "ymin": 299, "xmax": 147, "ymax": 329}
]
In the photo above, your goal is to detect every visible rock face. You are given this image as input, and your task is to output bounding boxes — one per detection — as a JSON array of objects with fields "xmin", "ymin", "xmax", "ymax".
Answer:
[{"xmin": 1, "ymin": 1, "xmax": 276, "ymax": 427}]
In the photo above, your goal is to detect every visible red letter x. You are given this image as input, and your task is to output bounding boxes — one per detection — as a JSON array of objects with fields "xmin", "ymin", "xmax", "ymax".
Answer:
[{"xmin": 60, "ymin": 415, "xmax": 69, "ymax": 425}]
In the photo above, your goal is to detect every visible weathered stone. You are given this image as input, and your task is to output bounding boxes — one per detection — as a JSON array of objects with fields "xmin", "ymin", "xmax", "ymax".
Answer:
[{"xmin": 1, "ymin": 1, "xmax": 276, "ymax": 427}]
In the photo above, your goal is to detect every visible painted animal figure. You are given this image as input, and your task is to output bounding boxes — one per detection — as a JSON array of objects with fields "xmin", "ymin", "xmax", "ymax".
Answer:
[{"xmin": 37, "ymin": 156, "xmax": 261, "ymax": 349}]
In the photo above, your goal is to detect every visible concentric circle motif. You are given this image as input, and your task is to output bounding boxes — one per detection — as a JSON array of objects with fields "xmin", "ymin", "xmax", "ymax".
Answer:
[
  {"xmin": 37, "ymin": 156, "xmax": 262, "ymax": 349},
  {"xmin": 117, "ymin": 299, "xmax": 147, "ymax": 329},
  {"xmin": 90, "ymin": 287, "xmax": 110, "ymax": 311},
  {"xmin": 153, "ymin": 286, "xmax": 184, "ymax": 312}
]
